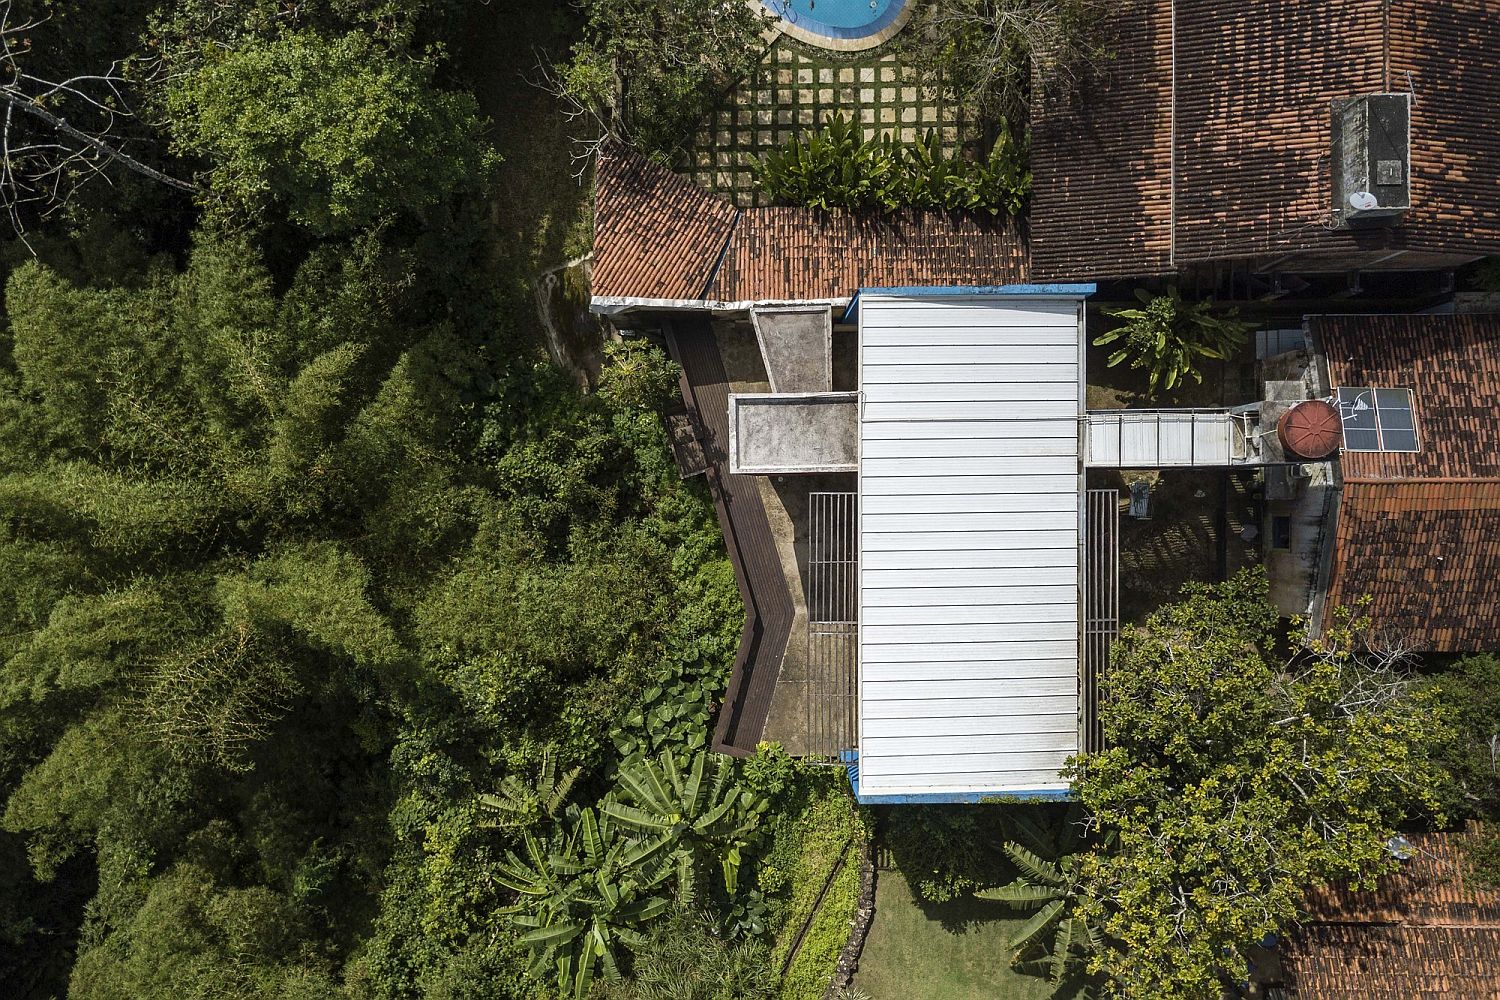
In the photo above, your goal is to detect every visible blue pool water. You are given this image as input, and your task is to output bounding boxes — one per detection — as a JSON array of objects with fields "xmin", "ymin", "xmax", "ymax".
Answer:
[{"xmin": 762, "ymin": 0, "xmax": 903, "ymax": 36}]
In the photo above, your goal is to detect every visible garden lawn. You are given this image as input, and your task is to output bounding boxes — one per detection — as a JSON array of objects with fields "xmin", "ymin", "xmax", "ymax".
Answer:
[
  {"xmin": 758, "ymin": 770, "xmax": 871, "ymax": 1000},
  {"xmin": 855, "ymin": 871, "xmax": 1089, "ymax": 1000}
]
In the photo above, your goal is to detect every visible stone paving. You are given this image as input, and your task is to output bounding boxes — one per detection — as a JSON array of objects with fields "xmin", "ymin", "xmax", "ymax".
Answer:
[{"xmin": 688, "ymin": 35, "xmax": 982, "ymax": 206}]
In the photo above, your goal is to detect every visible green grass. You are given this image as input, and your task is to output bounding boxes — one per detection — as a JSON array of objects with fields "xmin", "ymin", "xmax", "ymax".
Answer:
[
  {"xmin": 756, "ymin": 769, "xmax": 871, "ymax": 1000},
  {"xmin": 855, "ymin": 872, "xmax": 1089, "ymax": 1000}
]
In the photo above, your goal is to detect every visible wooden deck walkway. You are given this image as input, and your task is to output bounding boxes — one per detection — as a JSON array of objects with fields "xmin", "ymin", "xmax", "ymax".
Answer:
[{"xmin": 665, "ymin": 316, "xmax": 794, "ymax": 755}]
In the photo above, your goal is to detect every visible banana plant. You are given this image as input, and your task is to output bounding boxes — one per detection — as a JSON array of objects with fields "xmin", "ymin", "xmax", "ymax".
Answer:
[
  {"xmin": 496, "ymin": 807, "xmax": 675, "ymax": 1000},
  {"xmin": 477, "ymin": 748, "xmax": 581, "ymax": 830},
  {"xmin": 601, "ymin": 748, "xmax": 768, "ymax": 896},
  {"xmin": 1095, "ymin": 287, "xmax": 1252, "ymax": 396},
  {"xmin": 977, "ymin": 839, "xmax": 1102, "ymax": 985}
]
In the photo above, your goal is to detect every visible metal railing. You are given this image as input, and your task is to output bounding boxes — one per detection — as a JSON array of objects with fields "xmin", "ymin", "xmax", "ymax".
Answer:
[
  {"xmin": 1085, "ymin": 408, "xmax": 1256, "ymax": 468},
  {"xmin": 1083, "ymin": 489, "xmax": 1120, "ymax": 753},
  {"xmin": 806, "ymin": 491, "xmax": 857, "ymax": 761}
]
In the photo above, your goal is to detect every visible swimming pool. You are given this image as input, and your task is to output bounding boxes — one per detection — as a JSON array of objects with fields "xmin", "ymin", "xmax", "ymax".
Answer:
[{"xmin": 760, "ymin": 0, "xmax": 910, "ymax": 48}]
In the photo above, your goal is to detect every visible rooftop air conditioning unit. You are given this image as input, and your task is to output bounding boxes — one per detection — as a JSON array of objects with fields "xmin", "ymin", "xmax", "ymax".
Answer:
[{"xmin": 1331, "ymin": 92, "xmax": 1411, "ymax": 224}]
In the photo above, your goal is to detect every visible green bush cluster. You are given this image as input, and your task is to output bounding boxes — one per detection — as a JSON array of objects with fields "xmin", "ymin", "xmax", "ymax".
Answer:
[
  {"xmin": 1423, "ymin": 654, "xmax": 1500, "ymax": 884},
  {"xmin": 753, "ymin": 765, "xmax": 870, "ymax": 1000},
  {"xmin": 755, "ymin": 115, "xmax": 1030, "ymax": 216},
  {"xmin": 1095, "ymin": 287, "xmax": 1253, "ymax": 396}
]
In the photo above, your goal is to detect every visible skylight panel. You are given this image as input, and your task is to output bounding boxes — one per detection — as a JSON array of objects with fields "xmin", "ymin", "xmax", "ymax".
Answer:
[{"xmin": 1335, "ymin": 387, "xmax": 1419, "ymax": 453}]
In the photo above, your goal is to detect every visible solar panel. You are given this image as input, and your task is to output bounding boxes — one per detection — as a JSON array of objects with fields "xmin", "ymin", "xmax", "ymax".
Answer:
[{"xmin": 1335, "ymin": 386, "xmax": 1419, "ymax": 452}]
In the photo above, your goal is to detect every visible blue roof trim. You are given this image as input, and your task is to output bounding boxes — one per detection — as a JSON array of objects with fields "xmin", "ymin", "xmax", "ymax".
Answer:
[
  {"xmin": 858, "ymin": 284, "xmax": 1097, "ymax": 297},
  {"xmin": 855, "ymin": 788, "xmax": 1076, "ymax": 805},
  {"xmin": 843, "ymin": 752, "xmax": 1074, "ymax": 804},
  {"xmin": 841, "ymin": 291, "xmax": 860, "ymax": 325},
  {"xmin": 843, "ymin": 285, "xmax": 1093, "ymax": 323}
]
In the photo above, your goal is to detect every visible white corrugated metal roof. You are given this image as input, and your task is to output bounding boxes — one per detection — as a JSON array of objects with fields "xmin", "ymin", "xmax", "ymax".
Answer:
[{"xmin": 856, "ymin": 292, "xmax": 1086, "ymax": 800}]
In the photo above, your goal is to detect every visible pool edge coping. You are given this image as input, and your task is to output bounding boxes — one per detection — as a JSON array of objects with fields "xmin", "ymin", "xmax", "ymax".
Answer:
[{"xmin": 754, "ymin": 0, "xmax": 914, "ymax": 52}]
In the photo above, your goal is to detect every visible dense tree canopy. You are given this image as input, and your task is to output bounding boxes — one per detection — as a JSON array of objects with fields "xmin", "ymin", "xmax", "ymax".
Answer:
[
  {"xmin": 0, "ymin": 1, "xmax": 818, "ymax": 998},
  {"xmin": 166, "ymin": 30, "xmax": 496, "ymax": 232},
  {"xmin": 1071, "ymin": 571, "xmax": 1451, "ymax": 1000}
]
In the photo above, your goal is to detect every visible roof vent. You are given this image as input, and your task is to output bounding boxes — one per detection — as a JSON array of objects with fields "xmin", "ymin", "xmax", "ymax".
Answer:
[
  {"xmin": 1331, "ymin": 93, "xmax": 1411, "ymax": 224},
  {"xmin": 1277, "ymin": 399, "xmax": 1341, "ymax": 460}
]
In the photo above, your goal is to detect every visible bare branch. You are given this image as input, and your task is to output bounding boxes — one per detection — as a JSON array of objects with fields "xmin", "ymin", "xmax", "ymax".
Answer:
[{"xmin": 0, "ymin": 0, "xmax": 203, "ymax": 245}]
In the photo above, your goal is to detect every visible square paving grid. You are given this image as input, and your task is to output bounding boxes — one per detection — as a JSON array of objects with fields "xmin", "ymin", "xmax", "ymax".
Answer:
[{"xmin": 690, "ymin": 37, "xmax": 981, "ymax": 207}]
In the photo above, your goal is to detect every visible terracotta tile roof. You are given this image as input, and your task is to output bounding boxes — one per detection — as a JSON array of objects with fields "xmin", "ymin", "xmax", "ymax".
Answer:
[
  {"xmin": 1301, "ymin": 825, "xmax": 1500, "ymax": 926},
  {"xmin": 1283, "ymin": 826, "xmax": 1500, "ymax": 1000},
  {"xmin": 1323, "ymin": 482, "xmax": 1500, "ymax": 650},
  {"xmin": 1283, "ymin": 924, "xmax": 1500, "ymax": 1000},
  {"xmin": 1030, "ymin": 0, "xmax": 1500, "ymax": 279},
  {"xmin": 1312, "ymin": 315, "xmax": 1500, "ymax": 650},
  {"xmin": 591, "ymin": 149, "xmax": 1028, "ymax": 303},
  {"xmin": 1318, "ymin": 314, "xmax": 1500, "ymax": 481},
  {"xmin": 713, "ymin": 207, "xmax": 1026, "ymax": 301},
  {"xmin": 591, "ymin": 145, "xmax": 739, "ymax": 301},
  {"xmin": 1028, "ymin": 0, "xmax": 1174, "ymax": 281}
]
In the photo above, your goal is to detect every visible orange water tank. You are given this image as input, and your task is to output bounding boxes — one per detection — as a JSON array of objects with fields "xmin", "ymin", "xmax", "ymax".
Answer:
[{"xmin": 1278, "ymin": 399, "xmax": 1342, "ymax": 460}]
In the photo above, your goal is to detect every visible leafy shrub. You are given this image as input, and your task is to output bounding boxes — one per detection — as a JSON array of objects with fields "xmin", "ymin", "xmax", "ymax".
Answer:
[
  {"xmin": 560, "ymin": 0, "xmax": 773, "ymax": 158},
  {"xmin": 592, "ymin": 909, "xmax": 779, "ymax": 1000},
  {"xmin": 904, "ymin": 0, "xmax": 1117, "ymax": 127},
  {"xmin": 166, "ymin": 31, "xmax": 495, "ymax": 232},
  {"xmin": 597, "ymin": 340, "xmax": 681, "ymax": 413},
  {"xmin": 1425, "ymin": 654, "xmax": 1500, "ymax": 820},
  {"xmin": 612, "ymin": 658, "xmax": 716, "ymax": 761},
  {"xmin": 743, "ymin": 743, "xmax": 797, "ymax": 806},
  {"xmin": 1094, "ymin": 287, "xmax": 1252, "ymax": 396},
  {"xmin": 879, "ymin": 805, "xmax": 1001, "ymax": 903},
  {"xmin": 754, "ymin": 115, "xmax": 1030, "ymax": 215}
]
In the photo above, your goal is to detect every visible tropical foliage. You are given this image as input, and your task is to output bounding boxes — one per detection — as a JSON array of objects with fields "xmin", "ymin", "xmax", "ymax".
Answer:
[
  {"xmin": 592, "ymin": 909, "xmax": 778, "ymax": 1000},
  {"xmin": 1424, "ymin": 654, "xmax": 1500, "ymax": 883},
  {"xmin": 977, "ymin": 807, "xmax": 1103, "ymax": 985},
  {"xmin": 496, "ymin": 807, "xmax": 676, "ymax": 998},
  {"xmin": 0, "ymin": 3, "xmax": 875, "ymax": 999},
  {"xmin": 755, "ymin": 114, "xmax": 1030, "ymax": 215},
  {"xmin": 558, "ymin": 0, "xmax": 773, "ymax": 158},
  {"xmin": 604, "ymin": 749, "xmax": 768, "ymax": 896},
  {"xmin": 905, "ymin": 0, "xmax": 1117, "ymax": 126},
  {"xmin": 982, "ymin": 843, "xmax": 1101, "ymax": 985},
  {"xmin": 1070, "ymin": 570, "xmax": 1451, "ymax": 999},
  {"xmin": 1094, "ymin": 287, "xmax": 1252, "ymax": 396},
  {"xmin": 166, "ymin": 29, "xmax": 496, "ymax": 232},
  {"xmin": 479, "ymin": 750, "xmax": 584, "ymax": 831}
]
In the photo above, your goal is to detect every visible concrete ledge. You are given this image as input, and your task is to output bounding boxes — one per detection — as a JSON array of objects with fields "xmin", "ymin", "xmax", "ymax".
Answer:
[
  {"xmin": 729, "ymin": 392, "xmax": 858, "ymax": 474},
  {"xmin": 752, "ymin": 304, "xmax": 833, "ymax": 393}
]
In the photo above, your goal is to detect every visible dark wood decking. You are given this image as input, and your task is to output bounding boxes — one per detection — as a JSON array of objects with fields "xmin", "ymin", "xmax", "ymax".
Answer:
[{"xmin": 665, "ymin": 316, "xmax": 794, "ymax": 755}]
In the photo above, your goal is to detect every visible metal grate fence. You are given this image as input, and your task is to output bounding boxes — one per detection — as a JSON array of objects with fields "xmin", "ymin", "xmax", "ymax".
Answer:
[
  {"xmin": 806, "ymin": 491, "xmax": 857, "ymax": 761},
  {"xmin": 1083, "ymin": 489, "xmax": 1121, "ymax": 753}
]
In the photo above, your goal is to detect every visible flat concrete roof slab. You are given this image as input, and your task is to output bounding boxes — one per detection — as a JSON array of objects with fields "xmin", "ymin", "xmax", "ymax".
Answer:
[
  {"xmin": 752, "ymin": 306, "xmax": 832, "ymax": 393},
  {"xmin": 730, "ymin": 392, "xmax": 858, "ymax": 474}
]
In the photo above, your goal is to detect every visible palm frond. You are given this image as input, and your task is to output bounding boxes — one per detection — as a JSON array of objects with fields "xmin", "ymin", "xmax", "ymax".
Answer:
[
  {"xmin": 1007, "ymin": 899, "xmax": 1064, "ymax": 951},
  {"xmin": 977, "ymin": 880, "xmax": 1061, "ymax": 907},
  {"xmin": 1004, "ymin": 841, "xmax": 1064, "ymax": 887}
]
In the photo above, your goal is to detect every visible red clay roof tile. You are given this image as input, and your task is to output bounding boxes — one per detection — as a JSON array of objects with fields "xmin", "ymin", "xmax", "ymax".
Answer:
[
  {"xmin": 1314, "ymin": 315, "xmax": 1500, "ymax": 650},
  {"xmin": 1284, "ymin": 826, "xmax": 1500, "ymax": 1000},
  {"xmin": 591, "ymin": 145, "xmax": 739, "ymax": 301},
  {"xmin": 591, "ymin": 149, "xmax": 1028, "ymax": 303}
]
